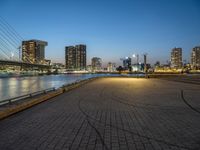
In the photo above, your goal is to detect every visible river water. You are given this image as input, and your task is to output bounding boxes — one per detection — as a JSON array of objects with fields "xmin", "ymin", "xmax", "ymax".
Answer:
[
  {"xmin": 0, "ymin": 74, "xmax": 130, "ymax": 101},
  {"xmin": 0, "ymin": 74, "xmax": 101, "ymax": 101},
  {"xmin": 1, "ymin": 73, "xmax": 198, "ymax": 102}
]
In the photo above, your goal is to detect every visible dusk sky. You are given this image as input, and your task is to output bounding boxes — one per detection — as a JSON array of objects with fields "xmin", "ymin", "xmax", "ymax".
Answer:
[{"xmin": 0, "ymin": 0, "xmax": 200, "ymax": 66}]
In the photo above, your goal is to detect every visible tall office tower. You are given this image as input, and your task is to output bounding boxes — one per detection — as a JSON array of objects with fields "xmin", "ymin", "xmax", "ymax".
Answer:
[
  {"xmin": 65, "ymin": 44, "xmax": 86, "ymax": 70},
  {"xmin": 22, "ymin": 40, "xmax": 48, "ymax": 64},
  {"xmin": 170, "ymin": 47, "xmax": 182, "ymax": 68},
  {"xmin": 91, "ymin": 57, "xmax": 102, "ymax": 72},
  {"xmin": 191, "ymin": 46, "xmax": 200, "ymax": 69}
]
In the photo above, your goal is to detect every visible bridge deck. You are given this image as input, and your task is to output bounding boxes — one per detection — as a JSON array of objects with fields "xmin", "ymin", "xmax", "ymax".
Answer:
[
  {"xmin": 0, "ymin": 78, "xmax": 200, "ymax": 150},
  {"xmin": 0, "ymin": 59, "xmax": 50, "ymax": 68}
]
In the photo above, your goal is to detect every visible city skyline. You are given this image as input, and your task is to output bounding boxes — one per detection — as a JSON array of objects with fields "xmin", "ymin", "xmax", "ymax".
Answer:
[{"xmin": 0, "ymin": 0, "xmax": 200, "ymax": 66}]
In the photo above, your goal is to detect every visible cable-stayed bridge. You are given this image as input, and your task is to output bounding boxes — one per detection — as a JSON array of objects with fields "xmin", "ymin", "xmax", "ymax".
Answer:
[{"xmin": 0, "ymin": 16, "xmax": 50, "ymax": 70}]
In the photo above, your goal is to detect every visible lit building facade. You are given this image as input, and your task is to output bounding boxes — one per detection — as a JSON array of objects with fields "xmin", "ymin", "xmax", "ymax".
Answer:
[
  {"xmin": 171, "ymin": 47, "xmax": 182, "ymax": 68},
  {"xmin": 91, "ymin": 57, "xmax": 102, "ymax": 72},
  {"xmin": 52, "ymin": 63, "xmax": 65, "ymax": 69},
  {"xmin": 22, "ymin": 40, "xmax": 48, "ymax": 64},
  {"xmin": 107, "ymin": 62, "xmax": 116, "ymax": 72},
  {"xmin": 123, "ymin": 57, "xmax": 131, "ymax": 70},
  {"xmin": 191, "ymin": 46, "xmax": 200, "ymax": 69},
  {"xmin": 86, "ymin": 65, "xmax": 92, "ymax": 72},
  {"xmin": 132, "ymin": 63, "xmax": 151, "ymax": 72},
  {"xmin": 65, "ymin": 44, "xmax": 86, "ymax": 70}
]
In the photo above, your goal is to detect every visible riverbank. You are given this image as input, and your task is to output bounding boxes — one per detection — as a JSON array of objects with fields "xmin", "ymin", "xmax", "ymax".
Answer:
[
  {"xmin": 0, "ymin": 77, "xmax": 199, "ymax": 149},
  {"xmin": 1, "ymin": 73, "xmax": 200, "ymax": 101},
  {"xmin": 0, "ymin": 77, "xmax": 97, "ymax": 120},
  {"xmin": 1, "ymin": 74, "xmax": 200, "ymax": 120},
  {"xmin": 1, "ymin": 71, "xmax": 200, "ymax": 79}
]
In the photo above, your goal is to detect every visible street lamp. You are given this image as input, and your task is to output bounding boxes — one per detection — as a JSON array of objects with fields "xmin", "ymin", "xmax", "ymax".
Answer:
[
  {"xmin": 10, "ymin": 52, "xmax": 14, "ymax": 60},
  {"xmin": 143, "ymin": 53, "xmax": 148, "ymax": 77}
]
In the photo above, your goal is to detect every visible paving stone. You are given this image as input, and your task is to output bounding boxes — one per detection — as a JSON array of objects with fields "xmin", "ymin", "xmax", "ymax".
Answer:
[{"xmin": 0, "ymin": 78, "xmax": 200, "ymax": 150}]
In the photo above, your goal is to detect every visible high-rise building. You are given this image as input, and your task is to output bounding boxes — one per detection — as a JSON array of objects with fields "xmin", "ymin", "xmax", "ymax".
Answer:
[
  {"xmin": 75, "ymin": 45, "xmax": 87, "ymax": 70},
  {"xmin": 65, "ymin": 44, "xmax": 86, "ymax": 70},
  {"xmin": 91, "ymin": 57, "xmax": 102, "ymax": 72},
  {"xmin": 107, "ymin": 62, "xmax": 116, "ymax": 72},
  {"xmin": 22, "ymin": 40, "xmax": 48, "ymax": 64},
  {"xmin": 65, "ymin": 46, "xmax": 76, "ymax": 70},
  {"xmin": 170, "ymin": 48, "xmax": 182, "ymax": 68},
  {"xmin": 123, "ymin": 57, "xmax": 131, "ymax": 70},
  {"xmin": 191, "ymin": 46, "xmax": 200, "ymax": 69}
]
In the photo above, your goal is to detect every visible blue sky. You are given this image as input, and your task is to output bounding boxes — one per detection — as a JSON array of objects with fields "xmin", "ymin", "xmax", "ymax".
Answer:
[{"xmin": 0, "ymin": 0, "xmax": 200, "ymax": 66}]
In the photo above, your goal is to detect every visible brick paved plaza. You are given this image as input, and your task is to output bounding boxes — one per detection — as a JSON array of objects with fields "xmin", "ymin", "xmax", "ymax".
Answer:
[{"xmin": 0, "ymin": 78, "xmax": 200, "ymax": 150}]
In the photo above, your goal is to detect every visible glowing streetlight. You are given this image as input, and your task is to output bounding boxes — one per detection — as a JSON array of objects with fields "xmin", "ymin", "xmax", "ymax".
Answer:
[
  {"xmin": 10, "ymin": 52, "xmax": 14, "ymax": 60},
  {"xmin": 11, "ymin": 52, "xmax": 14, "ymax": 57}
]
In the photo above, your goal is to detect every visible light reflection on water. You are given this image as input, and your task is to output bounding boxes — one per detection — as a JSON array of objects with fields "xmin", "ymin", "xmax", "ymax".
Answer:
[
  {"xmin": 0, "ymin": 74, "xmax": 111, "ymax": 101},
  {"xmin": 0, "ymin": 73, "xmax": 144, "ymax": 101}
]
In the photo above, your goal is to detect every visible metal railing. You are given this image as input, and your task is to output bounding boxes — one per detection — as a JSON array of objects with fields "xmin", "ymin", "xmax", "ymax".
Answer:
[
  {"xmin": 0, "ymin": 87, "xmax": 56, "ymax": 106},
  {"xmin": 0, "ymin": 77, "xmax": 97, "ymax": 106}
]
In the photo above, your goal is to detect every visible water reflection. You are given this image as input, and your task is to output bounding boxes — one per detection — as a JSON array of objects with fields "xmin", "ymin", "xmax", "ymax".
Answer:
[
  {"xmin": 0, "ymin": 74, "xmax": 106, "ymax": 101},
  {"xmin": 0, "ymin": 73, "xmax": 143, "ymax": 101}
]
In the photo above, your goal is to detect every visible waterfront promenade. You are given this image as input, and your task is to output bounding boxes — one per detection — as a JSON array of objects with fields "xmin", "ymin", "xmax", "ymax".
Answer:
[{"xmin": 0, "ymin": 77, "xmax": 200, "ymax": 150}]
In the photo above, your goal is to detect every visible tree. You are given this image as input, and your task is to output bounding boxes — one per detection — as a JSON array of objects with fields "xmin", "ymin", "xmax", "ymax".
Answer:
[{"xmin": 116, "ymin": 66, "xmax": 123, "ymax": 74}]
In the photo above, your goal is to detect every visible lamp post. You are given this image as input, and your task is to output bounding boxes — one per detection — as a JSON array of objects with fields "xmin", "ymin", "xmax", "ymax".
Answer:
[
  {"xmin": 143, "ymin": 53, "xmax": 148, "ymax": 77},
  {"xmin": 10, "ymin": 52, "xmax": 14, "ymax": 60},
  {"xmin": 18, "ymin": 46, "xmax": 21, "ymax": 61}
]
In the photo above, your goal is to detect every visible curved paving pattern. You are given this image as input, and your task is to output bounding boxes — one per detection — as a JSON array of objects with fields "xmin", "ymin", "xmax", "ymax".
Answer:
[{"xmin": 0, "ymin": 78, "xmax": 200, "ymax": 150}]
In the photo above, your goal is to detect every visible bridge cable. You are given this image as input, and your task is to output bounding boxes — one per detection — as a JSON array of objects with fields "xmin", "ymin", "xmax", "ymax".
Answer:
[
  {"xmin": 0, "ymin": 16, "xmax": 45, "ymax": 64},
  {"xmin": 0, "ymin": 23, "xmax": 33, "ymax": 63},
  {"xmin": 0, "ymin": 23, "xmax": 20, "ymax": 46},
  {"xmin": 0, "ymin": 16, "xmax": 24, "ymax": 41},
  {"xmin": 0, "ymin": 37, "xmax": 19, "ymax": 60}
]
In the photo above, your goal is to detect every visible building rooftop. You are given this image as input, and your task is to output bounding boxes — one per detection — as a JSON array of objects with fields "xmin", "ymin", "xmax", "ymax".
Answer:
[{"xmin": 23, "ymin": 39, "xmax": 48, "ymax": 46}]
